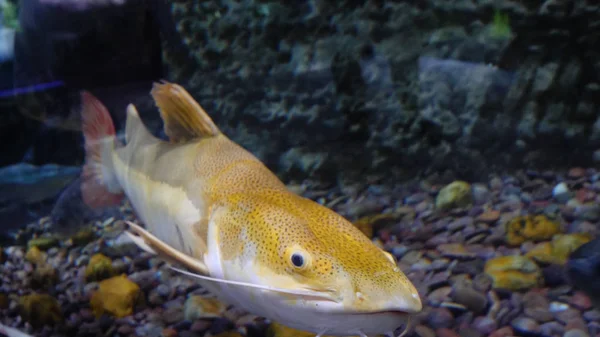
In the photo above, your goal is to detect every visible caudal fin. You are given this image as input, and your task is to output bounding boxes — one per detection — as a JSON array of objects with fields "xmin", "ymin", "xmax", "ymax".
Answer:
[{"xmin": 80, "ymin": 91, "xmax": 124, "ymax": 208}]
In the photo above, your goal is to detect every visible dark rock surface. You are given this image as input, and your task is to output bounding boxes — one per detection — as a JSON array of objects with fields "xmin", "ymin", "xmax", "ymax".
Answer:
[{"xmin": 163, "ymin": 0, "xmax": 600, "ymax": 184}]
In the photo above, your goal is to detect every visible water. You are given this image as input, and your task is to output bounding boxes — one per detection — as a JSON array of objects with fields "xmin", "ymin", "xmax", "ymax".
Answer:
[{"xmin": 0, "ymin": 1, "xmax": 599, "ymax": 337}]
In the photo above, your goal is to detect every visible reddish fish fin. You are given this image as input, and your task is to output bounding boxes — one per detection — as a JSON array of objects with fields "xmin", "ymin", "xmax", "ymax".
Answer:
[{"xmin": 80, "ymin": 91, "xmax": 124, "ymax": 209}]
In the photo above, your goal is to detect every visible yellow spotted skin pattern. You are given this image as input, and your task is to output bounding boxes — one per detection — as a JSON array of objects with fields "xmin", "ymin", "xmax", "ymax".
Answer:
[{"xmin": 190, "ymin": 134, "xmax": 416, "ymax": 311}]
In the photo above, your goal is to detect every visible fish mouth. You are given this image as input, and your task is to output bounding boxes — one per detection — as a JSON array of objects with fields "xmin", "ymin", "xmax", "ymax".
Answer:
[{"xmin": 344, "ymin": 309, "xmax": 411, "ymax": 316}]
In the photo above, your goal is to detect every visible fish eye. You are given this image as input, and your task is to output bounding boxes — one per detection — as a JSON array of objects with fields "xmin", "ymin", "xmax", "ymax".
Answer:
[
  {"xmin": 284, "ymin": 246, "xmax": 311, "ymax": 271},
  {"xmin": 291, "ymin": 253, "xmax": 305, "ymax": 267}
]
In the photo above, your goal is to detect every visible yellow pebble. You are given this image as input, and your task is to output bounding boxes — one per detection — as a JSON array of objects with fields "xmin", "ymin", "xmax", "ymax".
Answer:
[{"xmin": 90, "ymin": 274, "xmax": 140, "ymax": 318}]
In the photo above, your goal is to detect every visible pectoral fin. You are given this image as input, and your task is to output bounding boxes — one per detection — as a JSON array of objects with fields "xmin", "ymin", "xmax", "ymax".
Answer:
[
  {"xmin": 125, "ymin": 221, "xmax": 210, "ymax": 275},
  {"xmin": 380, "ymin": 248, "xmax": 396, "ymax": 265}
]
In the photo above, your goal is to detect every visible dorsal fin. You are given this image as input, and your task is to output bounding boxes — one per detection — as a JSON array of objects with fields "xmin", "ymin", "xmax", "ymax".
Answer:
[
  {"xmin": 125, "ymin": 104, "xmax": 156, "ymax": 146},
  {"xmin": 151, "ymin": 81, "xmax": 220, "ymax": 143}
]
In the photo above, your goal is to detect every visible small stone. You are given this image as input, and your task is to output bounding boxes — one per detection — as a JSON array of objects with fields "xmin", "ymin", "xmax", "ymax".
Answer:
[
  {"xmin": 574, "ymin": 204, "xmax": 600, "ymax": 221},
  {"xmin": 435, "ymin": 328, "xmax": 460, "ymax": 337},
  {"xmin": 583, "ymin": 309, "xmax": 600, "ymax": 321},
  {"xmin": 25, "ymin": 246, "xmax": 47, "ymax": 265},
  {"xmin": 85, "ymin": 254, "xmax": 115, "ymax": 282},
  {"xmin": 568, "ymin": 167, "xmax": 587, "ymax": 179},
  {"xmin": 428, "ymin": 286, "xmax": 452, "ymax": 306},
  {"xmin": 89, "ymin": 275, "xmax": 141, "ymax": 318},
  {"xmin": 148, "ymin": 290, "xmax": 165, "ymax": 306},
  {"xmin": 184, "ymin": 296, "xmax": 227, "ymax": 321},
  {"xmin": 472, "ymin": 184, "xmax": 491, "ymax": 205},
  {"xmin": 511, "ymin": 317, "xmax": 540, "ymax": 335},
  {"xmin": 489, "ymin": 326, "xmax": 514, "ymax": 337},
  {"xmin": 27, "ymin": 237, "xmax": 59, "ymax": 251},
  {"xmin": 563, "ymin": 329, "xmax": 590, "ymax": 337},
  {"xmin": 550, "ymin": 301, "xmax": 571, "ymax": 313},
  {"xmin": 448, "ymin": 217, "xmax": 474, "ymax": 232},
  {"xmin": 157, "ymin": 284, "xmax": 171, "ymax": 298},
  {"xmin": 190, "ymin": 320, "xmax": 211, "ymax": 333},
  {"xmin": 450, "ymin": 284, "xmax": 487, "ymax": 315},
  {"xmin": 117, "ymin": 325, "xmax": 134, "ymax": 335},
  {"xmin": 472, "ymin": 316, "xmax": 497, "ymax": 335},
  {"xmin": 505, "ymin": 214, "xmax": 562, "ymax": 246},
  {"xmin": 18, "ymin": 293, "xmax": 63, "ymax": 327},
  {"xmin": 180, "ymin": 332, "xmax": 201, "ymax": 337},
  {"xmin": 162, "ymin": 328, "xmax": 178, "ymax": 337},
  {"xmin": 588, "ymin": 322, "xmax": 600, "ymax": 336},
  {"xmin": 476, "ymin": 210, "xmax": 500, "ymax": 223},
  {"xmin": 490, "ymin": 177, "xmax": 503, "ymax": 191},
  {"xmin": 459, "ymin": 327, "xmax": 482, "ymax": 337},
  {"xmin": 554, "ymin": 182, "xmax": 570, "ymax": 196},
  {"xmin": 435, "ymin": 181, "xmax": 472, "ymax": 210},
  {"xmin": 472, "ymin": 273, "xmax": 493, "ymax": 292},
  {"xmin": 414, "ymin": 325, "xmax": 436, "ymax": 337},
  {"xmin": 555, "ymin": 308, "xmax": 583, "ymax": 324},
  {"xmin": 566, "ymin": 318, "xmax": 589, "ymax": 332},
  {"xmin": 540, "ymin": 321, "xmax": 565, "ymax": 337},
  {"xmin": 427, "ymin": 307, "xmax": 454, "ymax": 329},
  {"xmin": 437, "ymin": 243, "xmax": 476, "ymax": 259},
  {"xmin": 163, "ymin": 306, "xmax": 184, "ymax": 325},
  {"xmin": 525, "ymin": 307, "xmax": 554, "ymax": 323},
  {"xmin": 484, "ymin": 255, "xmax": 542, "ymax": 291},
  {"xmin": 570, "ymin": 291, "xmax": 593, "ymax": 311}
]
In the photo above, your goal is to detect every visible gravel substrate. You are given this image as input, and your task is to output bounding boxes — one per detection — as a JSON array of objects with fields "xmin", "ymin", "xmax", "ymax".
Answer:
[{"xmin": 1, "ymin": 168, "xmax": 600, "ymax": 337}]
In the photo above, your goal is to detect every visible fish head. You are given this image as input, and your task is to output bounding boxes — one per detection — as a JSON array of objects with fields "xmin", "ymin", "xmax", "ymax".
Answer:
[{"xmin": 211, "ymin": 191, "xmax": 422, "ymax": 335}]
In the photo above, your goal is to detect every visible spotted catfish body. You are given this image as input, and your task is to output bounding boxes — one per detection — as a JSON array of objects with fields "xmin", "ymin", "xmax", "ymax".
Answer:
[{"xmin": 79, "ymin": 81, "xmax": 422, "ymax": 337}]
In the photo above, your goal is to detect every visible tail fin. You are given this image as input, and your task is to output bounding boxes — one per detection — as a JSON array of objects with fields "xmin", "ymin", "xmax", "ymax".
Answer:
[{"xmin": 80, "ymin": 91, "xmax": 124, "ymax": 208}]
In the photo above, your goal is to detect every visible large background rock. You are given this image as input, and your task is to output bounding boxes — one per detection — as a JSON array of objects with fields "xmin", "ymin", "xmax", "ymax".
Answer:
[{"xmin": 163, "ymin": 0, "xmax": 600, "ymax": 185}]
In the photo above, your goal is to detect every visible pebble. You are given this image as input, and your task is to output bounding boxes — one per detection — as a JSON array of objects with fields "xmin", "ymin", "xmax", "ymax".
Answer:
[
  {"xmin": 472, "ymin": 316, "xmax": 497, "ymax": 335},
  {"xmin": 583, "ymin": 309, "xmax": 600, "ymax": 322},
  {"xmin": 179, "ymin": 332, "xmax": 202, "ymax": 337},
  {"xmin": 414, "ymin": 325, "xmax": 436, "ymax": 337},
  {"xmin": 162, "ymin": 328, "xmax": 178, "ymax": 337},
  {"xmin": 435, "ymin": 328, "xmax": 460, "ymax": 337},
  {"xmin": 511, "ymin": 317, "xmax": 540, "ymax": 335},
  {"xmin": 555, "ymin": 308, "xmax": 584, "ymax": 324},
  {"xmin": 189, "ymin": 320, "xmax": 211, "ymax": 333},
  {"xmin": 566, "ymin": 318, "xmax": 589, "ymax": 332},
  {"xmin": 489, "ymin": 326, "xmax": 514, "ymax": 337},
  {"xmin": 554, "ymin": 182, "xmax": 570, "ymax": 195},
  {"xmin": 525, "ymin": 306, "xmax": 554, "ymax": 322},
  {"xmin": 570, "ymin": 291, "xmax": 593, "ymax": 311},
  {"xmin": 533, "ymin": 185, "xmax": 554, "ymax": 200},
  {"xmin": 568, "ymin": 167, "xmax": 587, "ymax": 179},
  {"xmin": 550, "ymin": 301, "xmax": 571, "ymax": 313},
  {"xmin": 427, "ymin": 307, "xmax": 454, "ymax": 329},
  {"xmin": 450, "ymin": 284, "xmax": 487, "ymax": 314},
  {"xmin": 448, "ymin": 217, "xmax": 474, "ymax": 231},
  {"xmin": 157, "ymin": 284, "xmax": 171, "ymax": 297},
  {"xmin": 437, "ymin": 243, "xmax": 476, "ymax": 259},
  {"xmin": 476, "ymin": 210, "xmax": 500, "ymax": 223},
  {"xmin": 540, "ymin": 321, "xmax": 565, "ymax": 336},
  {"xmin": 428, "ymin": 287, "xmax": 452, "ymax": 306},
  {"xmin": 574, "ymin": 204, "xmax": 600, "ymax": 221},
  {"xmin": 588, "ymin": 322, "xmax": 600, "ymax": 336},
  {"xmin": 471, "ymin": 184, "xmax": 490, "ymax": 205},
  {"xmin": 564, "ymin": 329, "xmax": 590, "ymax": 337}
]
